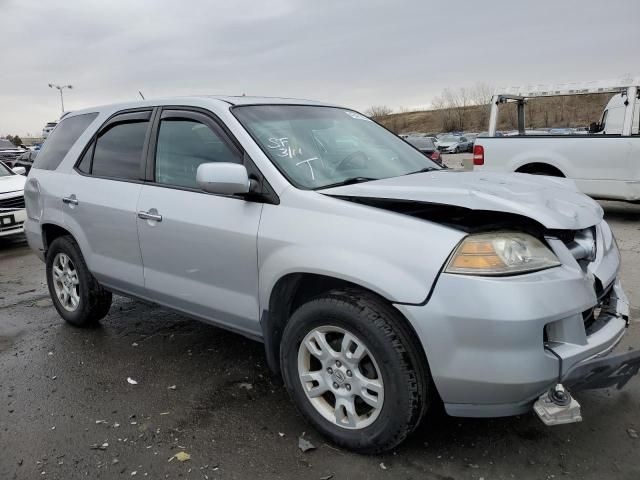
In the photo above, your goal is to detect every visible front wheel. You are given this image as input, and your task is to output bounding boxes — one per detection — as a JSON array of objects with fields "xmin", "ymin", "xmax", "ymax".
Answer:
[{"xmin": 280, "ymin": 290, "xmax": 430, "ymax": 453}]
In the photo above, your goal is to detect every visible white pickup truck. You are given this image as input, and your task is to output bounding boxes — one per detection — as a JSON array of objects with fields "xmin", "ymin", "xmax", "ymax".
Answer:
[{"xmin": 473, "ymin": 78, "xmax": 640, "ymax": 201}]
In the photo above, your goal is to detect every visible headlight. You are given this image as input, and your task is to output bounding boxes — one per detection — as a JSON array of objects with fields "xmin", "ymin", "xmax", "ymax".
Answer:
[{"xmin": 445, "ymin": 232, "xmax": 561, "ymax": 276}]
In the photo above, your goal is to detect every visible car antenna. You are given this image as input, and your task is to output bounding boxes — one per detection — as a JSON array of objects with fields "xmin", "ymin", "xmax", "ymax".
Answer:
[{"xmin": 138, "ymin": 91, "xmax": 145, "ymax": 100}]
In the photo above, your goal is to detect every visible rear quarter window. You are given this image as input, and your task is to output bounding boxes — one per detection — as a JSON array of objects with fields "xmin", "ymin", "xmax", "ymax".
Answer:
[{"xmin": 33, "ymin": 113, "xmax": 98, "ymax": 170}]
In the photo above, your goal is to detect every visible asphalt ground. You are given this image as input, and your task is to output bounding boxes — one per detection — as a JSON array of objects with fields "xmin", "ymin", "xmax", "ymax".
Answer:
[{"xmin": 1, "ymin": 193, "xmax": 639, "ymax": 480}]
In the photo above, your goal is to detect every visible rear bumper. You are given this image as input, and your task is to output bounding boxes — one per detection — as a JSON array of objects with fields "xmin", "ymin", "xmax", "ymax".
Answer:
[{"xmin": 395, "ymin": 225, "xmax": 635, "ymax": 417}]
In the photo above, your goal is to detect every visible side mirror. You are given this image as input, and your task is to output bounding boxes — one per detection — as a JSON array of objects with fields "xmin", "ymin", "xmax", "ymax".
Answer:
[
  {"xmin": 588, "ymin": 122, "xmax": 601, "ymax": 134},
  {"xmin": 196, "ymin": 162, "xmax": 251, "ymax": 195},
  {"xmin": 12, "ymin": 166, "xmax": 26, "ymax": 176}
]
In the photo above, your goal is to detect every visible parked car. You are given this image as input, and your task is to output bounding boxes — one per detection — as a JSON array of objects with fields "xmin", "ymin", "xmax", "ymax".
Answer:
[
  {"xmin": 425, "ymin": 135, "xmax": 439, "ymax": 146},
  {"xmin": 548, "ymin": 128, "xmax": 574, "ymax": 135},
  {"xmin": 405, "ymin": 135, "xmax": 443, "ymax": 165},
  {"xmin": 437, "ymin": 135, "xmax": 472, "ymax": 153},
  {"xmin": 23, "ymin": 97, "xmax": 638, "ymax": 453},
  {"xmin": 0, "ymin": 139, "xmax": 26, "ymax": 168},
  {"xmin": 463, "ymin": 133, "xmax": 478, "ymax": 151},
  {"xmin": 42, "ymin": 121, "xmax": 58, "ymax": 139},
  {"xmin": 0, "ymin": 161, "xmax": 27, "ymax": 238},
  {"xmin": 474, "ymin": 78, "xmax": 640, "ymax": 201},
  {"xmin": 13, "ymin": 149, "xmax": 38, "ymax": 174}
]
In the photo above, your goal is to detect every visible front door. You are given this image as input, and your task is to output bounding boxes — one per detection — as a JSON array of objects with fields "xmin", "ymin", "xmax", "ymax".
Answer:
[{"xmin": 136, "ymin": 109, "xmax": 263, "ymax": 336}]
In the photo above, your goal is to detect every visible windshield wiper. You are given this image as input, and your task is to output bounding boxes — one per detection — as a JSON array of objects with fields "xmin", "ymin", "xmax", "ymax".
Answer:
[
  {"xmin": 316, "ymin": 177, "xmax": 378, "ymax": 190},
  {"xmin": 404, "ymin": 166, "xmax": 442, "ymax": 176}
]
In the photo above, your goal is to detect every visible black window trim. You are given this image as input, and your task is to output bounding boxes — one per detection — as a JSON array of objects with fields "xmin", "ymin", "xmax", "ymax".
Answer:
[
  {"xmin": 142, "ymin": 105, "xmax": 279, "ymax": 204},
  {"xmin": 73, "ymin": 107, "xmax": 156, "ymax": 185}
]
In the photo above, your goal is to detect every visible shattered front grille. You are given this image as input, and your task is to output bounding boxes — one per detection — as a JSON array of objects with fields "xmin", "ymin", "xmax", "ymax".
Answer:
[
  {"xmin": 583, "ymin": 281, "xmax": 614, "ymax": 334},
  {"xmin": 561, "ymin": 227, "xmax": 596, "ymax": 263}
]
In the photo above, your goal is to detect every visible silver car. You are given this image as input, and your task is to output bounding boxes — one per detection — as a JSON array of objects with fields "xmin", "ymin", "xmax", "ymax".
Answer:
[{"xmin": 24, "ymin": 97, "xmax": 638, "ymax": 453}]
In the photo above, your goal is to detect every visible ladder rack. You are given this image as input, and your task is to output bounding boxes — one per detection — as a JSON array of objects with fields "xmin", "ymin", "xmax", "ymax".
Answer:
[{"xmin": 495, "ymin": 76, "xmax": 640, "ymax": 98}]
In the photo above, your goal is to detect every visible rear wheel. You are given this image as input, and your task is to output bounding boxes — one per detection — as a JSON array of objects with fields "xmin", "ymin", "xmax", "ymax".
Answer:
[
  {"xmin": 280, "ymin": 290, "xmax": 429, "ymax": 453},
  {"xmin": 46, "ymin": 236, "xmax": 112, "ymax": 327}
]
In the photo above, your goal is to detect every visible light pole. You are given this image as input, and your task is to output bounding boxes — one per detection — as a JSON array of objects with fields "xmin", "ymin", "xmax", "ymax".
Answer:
[{"xmin": 48, "ymin": 83, "xmax": 73, "ymax": 114}]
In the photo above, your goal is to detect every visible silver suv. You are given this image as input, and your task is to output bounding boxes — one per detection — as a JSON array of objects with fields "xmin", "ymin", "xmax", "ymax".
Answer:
[{"xmin": 24, "ymin": 97, "xmax": 638, "ymax": 453}]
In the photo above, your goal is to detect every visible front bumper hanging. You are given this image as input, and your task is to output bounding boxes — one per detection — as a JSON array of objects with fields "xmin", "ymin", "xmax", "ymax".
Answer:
[{"xmin": 564, "ymin": 348, "xmax": 640, "ymax": 391}]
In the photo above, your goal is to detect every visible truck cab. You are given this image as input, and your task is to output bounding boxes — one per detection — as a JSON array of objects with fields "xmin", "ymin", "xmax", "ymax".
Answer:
[
  {"xmin": 474, "ymin": 78, "xmax": 640, "ymax": 202},
  {"xmin": 595, "ymin": 93, "xmax": 639, "ymax": 135}
]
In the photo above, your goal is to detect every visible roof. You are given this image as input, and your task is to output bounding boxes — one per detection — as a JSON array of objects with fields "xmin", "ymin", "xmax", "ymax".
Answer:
[
  {"xmin": 205, "ymin": 95, "xmax": 333, "ymax": 106},
  {"xmin": 63, "ymin": 95, "xmax": 337, "ymax": 119}
]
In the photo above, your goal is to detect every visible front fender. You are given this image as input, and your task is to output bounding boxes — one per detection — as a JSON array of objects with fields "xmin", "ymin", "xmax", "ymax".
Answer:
[
  {"xmin": 259, "ymin": 245, "xmax": 431, "ymax": 309},
  {"xmin": 257, "ymin": 193, "xmax": 465, "ymax": 309}
]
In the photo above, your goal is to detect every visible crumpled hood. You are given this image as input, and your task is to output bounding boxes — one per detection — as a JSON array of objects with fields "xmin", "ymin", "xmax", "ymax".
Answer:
[
  {"xmin": 0, "ymin": 174, "xmax": 26, "ymax": 197},
  {"xmin": 322, "ymin": 171, "xmax": 603, "ymax": 230}
]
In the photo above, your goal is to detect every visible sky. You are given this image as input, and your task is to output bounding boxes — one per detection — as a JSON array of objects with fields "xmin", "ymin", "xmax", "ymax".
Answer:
[{"xmin": 1, "ymin": 0, "xmax": 638, "ymax": 137}]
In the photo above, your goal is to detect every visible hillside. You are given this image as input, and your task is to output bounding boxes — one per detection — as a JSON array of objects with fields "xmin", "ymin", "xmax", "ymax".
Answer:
[{"xmin": 376, "ymin": 93, "xmax": 611, "ymax": 134}]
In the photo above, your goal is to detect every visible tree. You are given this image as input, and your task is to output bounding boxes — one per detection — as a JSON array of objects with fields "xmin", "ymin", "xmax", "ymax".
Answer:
[
  {"xmin": 431, "ymin": 95, "xmax": 457, "ymax": 131},
  {"xmin": 4, "ymin": 135, "xmax": 23, "ymax": 146},
  {"xmin": 468, "ymin": 82, "xmax": 493, "ymax": 106},
  {"xmin": 365, "ymin": 105, "xmax": 393, "ymax": 119}
]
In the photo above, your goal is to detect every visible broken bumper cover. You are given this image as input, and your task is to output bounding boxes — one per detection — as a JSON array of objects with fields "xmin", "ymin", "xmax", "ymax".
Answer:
[
  {"xmin": 395, "ymin": 267, "xmax": 636, "ymax": 418},
  {"xmin": 563, "ymin": 348, "xmax": 640, "ymax": 391}
]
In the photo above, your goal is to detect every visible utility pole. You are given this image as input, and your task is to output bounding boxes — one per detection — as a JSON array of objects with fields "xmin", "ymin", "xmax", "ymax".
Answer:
[{"xmin": 48, "ymin": 83, "xmax": 73, "ymax": 114}]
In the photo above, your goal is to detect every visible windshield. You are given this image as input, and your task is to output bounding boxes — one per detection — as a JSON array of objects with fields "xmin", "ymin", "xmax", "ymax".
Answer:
[
  {"xmin": 0, "ymin": 139, "xmax": 17, "ymax": 150},
  {"xmin": 0, "ymin": 162, "xmax": 12, "ymax": 176},
  {"xmin": 440, "ymin": 136, "xmax": 461, "ymax": 143},
  {"xmin": 232, "ymin": 105, "xmax": 440, "ymax": 189}
]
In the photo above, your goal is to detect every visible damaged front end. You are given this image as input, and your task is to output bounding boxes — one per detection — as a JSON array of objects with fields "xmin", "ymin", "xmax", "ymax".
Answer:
[{"xmin": 326, "ymin": 180, "xmax": 638, "ymax": 425}]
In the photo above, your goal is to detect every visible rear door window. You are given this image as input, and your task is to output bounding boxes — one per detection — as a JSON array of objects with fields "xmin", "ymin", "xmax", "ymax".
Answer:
[
  {"xmin": 32, "ymin": 113, "xmax": 98, "ymax": 170},
  {"xmin": 90, "ymin": 115, "xmax": 150, "ymax": 180}
]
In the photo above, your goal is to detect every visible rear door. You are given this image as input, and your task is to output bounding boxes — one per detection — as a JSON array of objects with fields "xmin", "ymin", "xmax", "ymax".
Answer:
[
  {"xmin": 136, "ymin": 108, "xmax": 263, "ymax": 336},
  {"xmin": 63, "ymin": 110, "xmax": 152, "ymax": 295}
]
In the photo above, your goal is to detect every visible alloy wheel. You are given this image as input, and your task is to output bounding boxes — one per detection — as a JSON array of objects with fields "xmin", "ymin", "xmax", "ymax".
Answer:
[
  {"xmin": 297, "ymin": 326, "xmax": 385, "ymax": 429},
  {"xmin": 52, "ymin": 253, "xmax": 80, "ymax": 312}
]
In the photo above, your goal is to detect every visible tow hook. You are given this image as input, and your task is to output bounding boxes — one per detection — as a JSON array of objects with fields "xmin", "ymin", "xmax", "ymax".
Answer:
[{"xmin": 533, "ymin": 383, "xmax": 582, "ymax": 426}]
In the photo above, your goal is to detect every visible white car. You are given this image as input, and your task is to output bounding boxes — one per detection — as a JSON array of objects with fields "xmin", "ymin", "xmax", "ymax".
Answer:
[
  {"xmin": 0, "ymin": 161, "xmax": 27, "ymax": 237},
  {"xmin": 437, "ymin": 135, "xmax": 471, "ymax": 153},
  {"xmin": 474, "ymin": 78, "xmax": 640, "ymax": 201}
]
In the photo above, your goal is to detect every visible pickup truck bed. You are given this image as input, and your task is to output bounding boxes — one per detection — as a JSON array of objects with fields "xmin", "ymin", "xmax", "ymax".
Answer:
[{"xmin": 474, "ymin": 135, "xmax": 640, "ymax": 201}]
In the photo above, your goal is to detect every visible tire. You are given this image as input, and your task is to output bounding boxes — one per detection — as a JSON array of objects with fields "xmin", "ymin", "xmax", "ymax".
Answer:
[
  {"xmin": 280, "ymin": 289, "xmax": 429, "ymax": 453},
  {"xmin": 46, "ymin": 235, "xmax": 112, "ymax": 327}
]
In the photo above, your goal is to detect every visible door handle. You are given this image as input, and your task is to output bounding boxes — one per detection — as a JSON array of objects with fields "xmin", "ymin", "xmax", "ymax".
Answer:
[
  {"xmin": 62, "ymin": 195, "xmax": 78, "ymax": 206},
  {"xmin": 138, "ymin": 210, "xmax": 163, "ymax": 222}
]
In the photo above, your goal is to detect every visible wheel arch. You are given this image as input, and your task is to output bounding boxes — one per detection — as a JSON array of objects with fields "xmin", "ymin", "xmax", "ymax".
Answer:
[
  {"xmin": 515, "ymin": 162, "xmax": 566, "ymax": 177},
  {"xmin": 261, "ymin": 272, "xmax": 429, "ymax": 377},
  {"xmin": 42, "ymin": 222, "xmax": 73, "ymax": 252}
]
